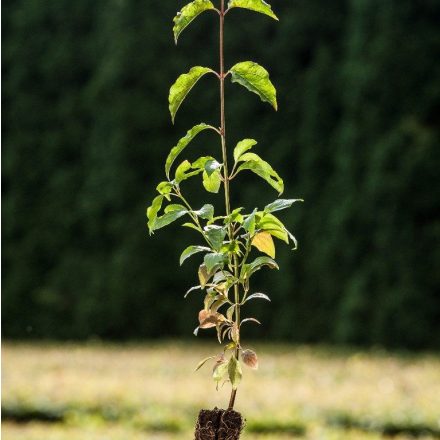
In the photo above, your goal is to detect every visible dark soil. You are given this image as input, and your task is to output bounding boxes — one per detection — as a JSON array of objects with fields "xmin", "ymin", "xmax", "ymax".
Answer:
[{"xmin": 195, "ymin": 408, "xmax": 244, "ymax": 440}]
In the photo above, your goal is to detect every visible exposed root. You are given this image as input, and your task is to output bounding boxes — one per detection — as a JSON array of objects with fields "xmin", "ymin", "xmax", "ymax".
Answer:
[
  {"xmin": 217, "ymin": 409, "xmax": 244, "ymax": 440},
  {"xmin": 195, "ymin": 408, "xmax": 244, "ymax": 440}
]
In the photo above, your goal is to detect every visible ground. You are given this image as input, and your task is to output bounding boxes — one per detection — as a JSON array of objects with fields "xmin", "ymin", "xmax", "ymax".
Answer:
[{"xmin": 2, "ymin": 342, "xmax": 440, "ymax": 439}]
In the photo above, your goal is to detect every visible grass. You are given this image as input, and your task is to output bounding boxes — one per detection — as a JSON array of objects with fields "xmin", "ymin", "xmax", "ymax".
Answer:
[{"xmin": 2, "ymin": 341, "xmax": 440, "ymax": 439}]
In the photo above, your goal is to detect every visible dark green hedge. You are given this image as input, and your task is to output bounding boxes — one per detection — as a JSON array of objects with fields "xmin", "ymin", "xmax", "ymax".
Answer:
[{"xmin": 3, "ymin": 0, "xmax": 440, "ymax": 348}]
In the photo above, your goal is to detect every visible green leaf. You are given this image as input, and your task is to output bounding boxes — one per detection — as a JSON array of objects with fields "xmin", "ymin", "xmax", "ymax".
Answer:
[
  {"xmin": 259, "ymin": 211, "xmax": 300, "ymax": 250},
  {"xmin": 204, "ymin": 159, "xmax": 222, "ymax": 176},
  {"xmin": 229, "ymin": 61, "xmax": 277, "ymax": 110},
  {"xmin": 164, "ymin": 203, "xmax": 187, "ymax": 213},
  {"xmin": 146, "ymin": 195, "xmax": 164, "ymax": 234},
  {"xmin": 244, "ymin": 256, "xmax": 279, "ymax": 278},
  {"xmin": 237, "ymin": 153, "xmax": 284, "ymax": 194},
  {"xmin": 204, "ymin": 252, "xmax": 226, "ymax": 272},
  {"xmin": 244, "ymin": 292, "xmax": 271, "ymax": 303},
  {"xmin": 194, "ymin": 204, "xmax": 214, "ymax": 220},
  {"xmin": 228, "ymin": 355, "xmax": 242, "ymax": 390},
  {"xmin": 169, "ymin": 66, "xmax": 213, "ymax": 123},
  {"xmin": 227, "ymin": 0, "xmax": 278, "ymax": 21},
  {"xmin": 264, "ymin": 198, "xmax": 304, "ymax": 213},
  {"xmin": 154, "ymin": 206, "xmax": 188, "ymax": 231},
  {"xmin": 204, "ymin": 225, "xmax": 227, "ymax": 251},
  {"xmin": 213, "ymin": 359, "xmax": 229, "ymax": 383},
  {"xmin": 257, "ymin": 212, "xmax": 288, "ymax": 243},
  {"xmin": 225, "ymin": 208, "xmax": 244, "ymax": 225},
  {"xmin": 165, "ymin": 124, "xmax": 215, "ymax": 179},
  {"xmin": 194, "ymin": 355, "xmax": 216, "ymax": 371},
  {"xmin": 180, "ymin": 245, "xmax": 210, "ymax": 265},
  {"xmin": 175, "ymin": 160, "xmax": 191, "ymax": 182},
  {"xmin": 212, "ymin": 271, "xmax": 231, "ymax": 285},
  {"xmin": 243, "ymin": 208, "xmax": 257, "ymax": 235},
  {"xmin": 203, "ymin": 170, "xmax": 222, "ymax": 193},
  {"xmin": 156, "ymin": 181, "xmax": 173, "ymax": 196},
  {"xmin": 173, "ymin": 0, "xmax": 215, "ymax": 44},
  {"xmin": 175, "ymin": 160, "xmax": 203, "ymax": 183},
  {"xmin": 191, "ymin": 156, "xmax": 222, "ymax": 193},
  {"xmin": 233, "ymin": 139, "xmax": 257, "ymax": 162},
  {"xmin": 286, "ymin": 228, "xmax": 299, "ymax": 250},
  {"xmin": 192, "ymin": 155, "xmax": 215, "ymax": 169},
  {"xmin": 182, "ymin": 222, "xmax": 200, "ymax": 232},
  {"xmin": 221, "ymin": 240, "xmax": 240, "ymax": 255}
]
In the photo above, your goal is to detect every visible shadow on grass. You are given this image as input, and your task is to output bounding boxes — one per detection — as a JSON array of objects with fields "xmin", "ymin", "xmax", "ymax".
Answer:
[
  {"xmin": 246, "ymin": 419, "xmax": 306, "ymax": 436},
  {"xmin": 5, "ymin": 404, "xmax": 440, "ymax": 438},
  {"xmin": 2, "ymin": 405, "xmax": 307, "ymax": 436},
  {"xmin": 1, "ymin": 405, "xmax": 65, "ymax": 423},
  {"xmin": 327, "ymin": 412, "xmax": 440, "ymax": 438},
  {"xmin": 1, "ymin": 405, "xmax": 184, "ymax": 433}
]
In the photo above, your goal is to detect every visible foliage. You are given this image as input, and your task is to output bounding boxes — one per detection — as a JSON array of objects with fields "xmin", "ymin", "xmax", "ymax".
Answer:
[
  {"xmin": 2, "ymin": 0, "xmax": 440, "ymax": 349},
  {"xmin": 146, "ymin": 0, "xmax": 301, "ymax": 395}
]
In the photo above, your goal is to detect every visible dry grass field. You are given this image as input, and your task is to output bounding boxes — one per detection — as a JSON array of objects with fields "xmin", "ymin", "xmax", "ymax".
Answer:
[{"xmin": 2, "ymin": 342, "xmax": 440, "ymax": 439}]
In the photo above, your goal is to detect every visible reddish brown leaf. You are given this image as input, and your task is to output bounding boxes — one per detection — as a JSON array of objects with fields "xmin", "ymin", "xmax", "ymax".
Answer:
[
  {"xmin": 198, "ymin": 310, "xmax": 226, "ymax": 329},
  {"xmin": 241, "ymin": 349, "xmax": 259, "ymax": 370}
]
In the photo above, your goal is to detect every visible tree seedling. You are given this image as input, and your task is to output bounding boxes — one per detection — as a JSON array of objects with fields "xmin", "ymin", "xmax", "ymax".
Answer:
[{"xmin": 147, "ymin": 0, "xmax": 302, "ymax": 437}]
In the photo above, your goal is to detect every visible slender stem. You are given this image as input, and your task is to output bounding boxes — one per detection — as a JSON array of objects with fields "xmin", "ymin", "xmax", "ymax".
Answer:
[
  {"xmin": 218, "ymin": 0, "xmax": 240, "ymax": 411},
  {"xmin": 219, "ymin": 5, "xmax": 230, "ymax": 219},
  {"xmin": 174, "ymin": 188, "xmax": 215, "ymax": 248}
]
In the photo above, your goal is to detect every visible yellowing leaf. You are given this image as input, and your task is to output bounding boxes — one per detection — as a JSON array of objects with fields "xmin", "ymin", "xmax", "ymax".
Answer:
[
  {"xmin": 228, "ymin": 355, "xmax": 242, "ymax": 390},
  {"xmin": 212, "ymin": 357, "xmax": 229, "ymax": 384},
  {"xmin": 212, "ymin": 353, "xmax": 226, "ymax": 371},
  {"xmin": 198, "ymin": 264, "xmax": 213, "ymax": 287},
  {"xmin": 231, "ymin": 322, "xmax": 239, "ymax": 343},
  {"xmin": 252, "ymin": 231, "xmax": 275, "ymax": 258}
]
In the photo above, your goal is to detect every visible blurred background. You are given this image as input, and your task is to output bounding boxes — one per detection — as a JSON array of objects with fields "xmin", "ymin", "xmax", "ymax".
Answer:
[
  {"xmin": 3, "ymin": 0, "xmax": 440, "ymax": 348},
  {"xmin": 2, "ymin": 0, "xmax": 440, "ymax": 439}
]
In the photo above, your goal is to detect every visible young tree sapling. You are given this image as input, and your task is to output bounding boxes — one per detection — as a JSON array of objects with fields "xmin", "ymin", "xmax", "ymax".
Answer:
[{"xmin": 147, "ymin": 0, "xmax": 302, "ymax": 437}]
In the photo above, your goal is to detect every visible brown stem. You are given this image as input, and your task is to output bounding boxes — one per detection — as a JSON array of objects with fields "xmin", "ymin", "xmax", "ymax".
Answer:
[{"xmin": 228, "ymin": 388, "xmax": 237, "ymax": 410}]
